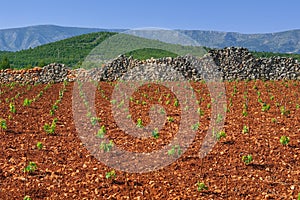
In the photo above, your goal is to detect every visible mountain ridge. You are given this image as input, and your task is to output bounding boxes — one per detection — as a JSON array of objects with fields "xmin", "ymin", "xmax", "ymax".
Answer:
[{"xmin": 0, "ymin": 25, "xmax": 299, "ymax": 54}]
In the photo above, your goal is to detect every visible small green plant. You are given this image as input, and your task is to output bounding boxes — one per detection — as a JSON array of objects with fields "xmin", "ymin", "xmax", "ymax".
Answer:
[
  {"xmin": 280, "ymin": 135, "xmax": 290, "ymax": 146},
  {"xmin": 23, "ymin": 162, "xmax": 37, "ymax": 173},
  {"xmin": 96, "ymin": 125, "xmax": 107, "ymax": 138},
  {"xmin": 23, "ymin": 195, "xmax": 32, "ymax": 200},
  {"xmin": 9, "ymin": 102, "xmax": 16, "ymax": 114},
  {"xmin": 191, "ymin": 122, "xmax": 200, "ymax": 131},
  {"xmin": 257, "ymin": 98, "xmax": 263, "ymax": 103},
  {"xmin": 174, "ymin": 99, "xmax": 179, "ymax": 107},
  {"xmin": 110, "ymin": 99, "xmax": 117, "ymax": 104},
  {"xmin": 168, "ymin": 145, "xmax": 182, "ymax": 156},
  {"xmin": 167, "ymin": 116, "xmax": 174, "ymax": 122},
  {"xmin": 216, "ymin": 114, "xmax": 223, "ymax": 123},
  {"xmin": 36, "ymin": 142, "xmax": 43, "ymax": 150},
  {"xmin": 196, "ymin": 182, "xmax": 208, "ymax": 192},
  {"xmin": 242, "ymin": 154, "xmax": 253, "ymax": 165},
  {"xmin": 271, "ymin": 118, "xmax": 277, "ymax": 123},
  {"xmin": 298, "ymin": 192, "xmax": 300, "ymax": 200},
  {"xmin": 270, "ymin": 95, "xmax": 274, "ymax": 100},
  {"xmin": 165, "ymin": 99, "xmax": 170, "ymax": 105},
  {"xmin": 105, "ymin": 170, "xmax": 116, "ymax": 180},
  {"xmin": 216, "ymin": 130, "xmax": 226, "ymax": 140},
  {"xmin": 280, "ymin": 106, "xmax": 290, "ymax": 116},
  {"xmin": 90, "ymin": 117, "xmax": 101, "ymax": 126},
  {"xmin": 257, "ymin": 91, "xmax": 261, "ymax": 97},
  {"xmin": 44, "ymin": 118, "xmax": 57, "ymax": 134},
  {"xmin": 136, "ymin": 118, "xmax": 143, "ymax": 128},
  {"xmin": 197, "ymin": 108, "xmax": 204, "ymax": 116},
  {"xmin": 242, "ymin": 109, "xmax": 248, "ymax": 117},
  {"xmin": 0, "ymin": 118, "xmax": 7, "ymax": 130},
  {"xmin": 261, "ymin": 103, "xmax": 270, "ymax": 112},
  {"xmin": 207, "ymin": 103, "xmax": 211, "ymax": 109},
  {"xmin": 23, "ymin": 98, "xmax": 33, "ymax": 107},
  {"xmin": 100, "ymin": 140, "xmax": 114, "ymax": 152},
  {"xmin": 152, "ymin": 128, "xmax": 159, "ymax": 139},
  {"xmin": 242, "ymin": 125, "xmax": 249, "ymax": 134},
  {"xmin": 296, "ymin": 104, "xmax": 300, "ymax": 110}
]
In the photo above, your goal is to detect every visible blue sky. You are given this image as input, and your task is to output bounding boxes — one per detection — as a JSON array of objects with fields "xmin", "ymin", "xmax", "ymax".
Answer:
[{"xmin": 1, "ymin": 0, "xmax": 299, "ymax": 33}]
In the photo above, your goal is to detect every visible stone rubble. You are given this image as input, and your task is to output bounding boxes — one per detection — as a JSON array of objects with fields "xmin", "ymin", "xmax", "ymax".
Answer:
[{"xmin": 0, "ymin": 47, "xmax": 299, "ymax": 84}]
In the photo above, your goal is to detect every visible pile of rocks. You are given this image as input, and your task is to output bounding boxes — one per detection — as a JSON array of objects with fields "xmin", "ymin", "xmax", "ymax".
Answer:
[
  {"xmin": 0, "ymin": 47, "xmax": 299, "ymax": 84},
  {"xmin": 81, "ymin": 47, "xmax": 300, "ymax": 81},
  {"xmin": 0, "ymin": 63, "xmax": 76, "ymax": 84},
  {"xmin": 208, "ymin": 47, "xmax": 300, "ymax": 80},
  {"xmin": 38, "ymin": 63, "xmax": 75, "ymax": 83}
]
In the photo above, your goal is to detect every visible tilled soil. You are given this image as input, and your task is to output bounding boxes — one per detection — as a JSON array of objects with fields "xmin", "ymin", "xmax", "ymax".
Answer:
[{"xmin": 0, "ymin": 80, "xmax": 299, "ymax": 199}]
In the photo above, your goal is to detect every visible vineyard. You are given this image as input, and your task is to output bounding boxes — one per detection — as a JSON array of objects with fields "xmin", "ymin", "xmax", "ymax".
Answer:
[{"xmin": 0, "ymin": 79, "xmax": 299, "ymax": 199}]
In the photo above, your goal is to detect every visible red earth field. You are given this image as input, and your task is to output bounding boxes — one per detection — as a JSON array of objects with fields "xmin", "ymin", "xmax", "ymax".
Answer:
[{"xmin": 0, "ymin": 80, "xmax": 299, "ymax": 199}]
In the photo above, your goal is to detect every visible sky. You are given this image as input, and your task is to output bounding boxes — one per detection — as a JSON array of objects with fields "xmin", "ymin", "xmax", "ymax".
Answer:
[{"xmin": 0, "ymin": 0, "xmax": 299, "ymax": 33}]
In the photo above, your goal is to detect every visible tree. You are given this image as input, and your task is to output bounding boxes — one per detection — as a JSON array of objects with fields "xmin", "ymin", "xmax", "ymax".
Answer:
[{"xmin": 0, "ymin": 56, "xmax": 11, "ymax": 70}]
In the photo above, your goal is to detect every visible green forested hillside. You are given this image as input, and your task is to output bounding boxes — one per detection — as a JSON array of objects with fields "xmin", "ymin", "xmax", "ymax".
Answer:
[
  {"xmin": 0, "ymin": 31, "xmax": 299, "ymax": 69},
  {"xmin": 0, "ymin": 32, "xmax": 116, "ymax": 69}
]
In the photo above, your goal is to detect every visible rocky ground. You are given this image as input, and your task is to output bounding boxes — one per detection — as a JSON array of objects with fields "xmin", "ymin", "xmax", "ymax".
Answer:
[{"xmin": 0, "ymin": 80, "xmax": 299, "ymax": 199}]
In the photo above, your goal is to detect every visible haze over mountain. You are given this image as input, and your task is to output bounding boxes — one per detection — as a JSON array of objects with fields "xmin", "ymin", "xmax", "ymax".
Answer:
[
  {"xmin": 0, "ymin": 25, "xmax": 299, "ymax": 54},
  {"xmin": 0, "ymin": 25, "xmax": 122, "ymax": 52}
]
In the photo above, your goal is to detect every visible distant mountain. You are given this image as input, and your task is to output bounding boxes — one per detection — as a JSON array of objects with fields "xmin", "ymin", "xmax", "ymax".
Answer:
[
  {"xmin": 0, "ymin": 25, "xmax": 299, "ymax": 54},
  {"xmin": 0, "ymin": 25, "xmax": 123, "ymax": 51},
  {"xmin": 180, "ymin": 29, "xmax": 300, "ymax": 54}
]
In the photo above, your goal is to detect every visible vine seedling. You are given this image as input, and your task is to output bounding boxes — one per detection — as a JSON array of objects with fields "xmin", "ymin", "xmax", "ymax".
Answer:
[
  {"xmin": 96, "ymin": 125, "xmax": 106, "ymax": 138},
  {"xmin": 23, "ymin": 196, "xmax": 32, "ymax": 200},
  {"xmin": 242, "ymin": 125, "xmax": 249, "ymax": 134},
  {"xmin": 100, "ymin": 140, "xmax": 114, "ymax": 152},
  {"xmin": 90, "ymin": 117, "xmax": 101, "ymax": 126},
  {"xmin": 242, "ymin": 154, "xmax": 253, "ymax": 165},
  {"xmin": 23, "ymin": 162, "xmax": 37, "ymax": 174},
  {"xmin": 168, "ymin": 145, "xmax": 182, "ymax": 157},
  {"xmin": 0, "ymin": 118, "xmax": 7, "ymax": 130},
  {"xmin": 152, "ymin": 128, "xmax": 159, "ymax": 139},
  {"xmin": 136, "ymin": 118, "xmax": 143, "ymax": 128},
  {"xmin": 23, "ymin": 98, "xmax": 33, "ymax": 107},
  {"xmin": 280, "ymin": 106, "xmax": 290, "ymax": 116},
  {"xmin": 44, "ymin": 118, "xmax": 57, "ymax": 134},
  {"xmin": 36, "ymin": 142, "xmax": 43, "ymax": 150},
  {"xmin": 280, "ymin": 136, "xmax": 290, "ymax": 146},
  {"xmin": 216, "ymin": 130, "xmax": 226, "ymax": 140},
  {"xmin": 105, "ymin": 170, "xmax": 116, "ymax": 180},
  {"xmin": 9, "ymin": 102, "xmax": 16, "ymax": 114},
  {"xmin": 191, "ymin": 122, "xmax": 200, "ymax": 131},
  {"xmin": 196, "ymin": 182, "xmax": 208, "ymax": 192},
  {"xmin": 167, "ymin": 116, "xmax": 174, "ymax": 122}
]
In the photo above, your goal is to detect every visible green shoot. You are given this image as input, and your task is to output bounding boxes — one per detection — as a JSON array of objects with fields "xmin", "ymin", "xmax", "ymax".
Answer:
[
  {"xmin": 23, "ymin": 162, "xmax": 37, "ymax": 173},
  {"xmin": 242, "ymin": 154, "xmax": 253, "ymax": 165},
  {"xmin": 280, "ymin": 136, "xmax": 290, "ymax": 146},
  {"xmin": 197, "ymin": 182, "xmax": 208, "ymax": 192},
  {"xmin": 96, "ymin": 125, "xmax": 106, "ymax": 138},
  {"xmin": 36, "ymin": 142, "xmax": 43, "ymax": 150},
  {"xmin": 152, "ymin": 128, "xmax": 159, "ymax": 139}
]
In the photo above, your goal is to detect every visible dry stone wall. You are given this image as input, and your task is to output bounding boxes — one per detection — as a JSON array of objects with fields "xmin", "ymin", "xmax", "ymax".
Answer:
[{"xmin": 0, "ymin": 47, "xmax": 299, "ymax": 84}]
